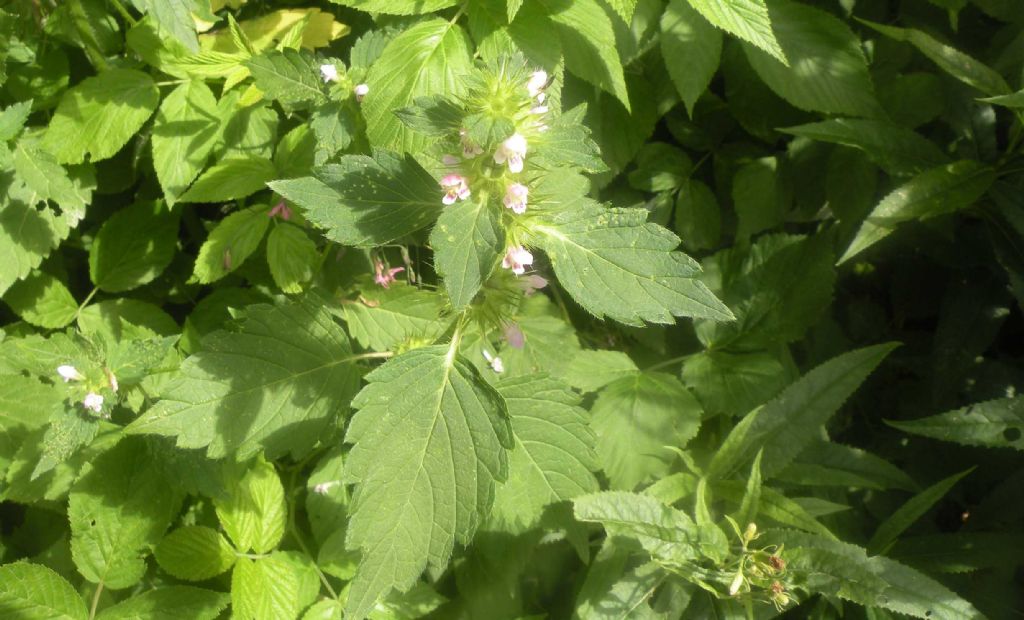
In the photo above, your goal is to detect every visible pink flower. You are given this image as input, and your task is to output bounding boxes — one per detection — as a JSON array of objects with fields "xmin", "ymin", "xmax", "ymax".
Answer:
[
  {"xmin": 374, "ymin": 260, "xmax": 404, "ymax": 288},
  {"xmin": 502, "ymin": 245, "xmax": 533, "ymax": 275},
  {"xmin": 353, "ymin": 83, "xmax": 369, "ymax": 101},
  {"xmin": 442, "ymin": 154, "xmax": 460, "ymax": 165},
  {"xmin": 459, "ymin": 129, "xmax": 483, "ymax": 159},
  {"xmin": 521, "ymin": 274, "xmax": 548, "ymax": 295},
  {"xmin": 503, "ymin": 183, "xmax": 529, "ymax": 214},
  {"xmin": 440, "ymin": 174, "xmax": 471, "ymax": 205},
  {"xmin": 503, "ymin": 323, "xmax": 525, "ymax": 349},
  {"xmin": 527, "ymin": 70, "xmax": 548, "ymax": 98},
  {"xmin": 494, "ymin": 133, "xmax": 527, "ymax": 173},
  {"xmin": 268, "ymin": 201, "xmax": 292, "ymax": 220},
  {"xmin": 82, "ymin": 392, "xmax": 104, "ymax": 413}
]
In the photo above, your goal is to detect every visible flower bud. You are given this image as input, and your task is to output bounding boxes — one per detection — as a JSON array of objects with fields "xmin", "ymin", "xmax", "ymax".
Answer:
[{"xmin": 320, "ymin": 64, "xmax": 338, "ymax": 83}]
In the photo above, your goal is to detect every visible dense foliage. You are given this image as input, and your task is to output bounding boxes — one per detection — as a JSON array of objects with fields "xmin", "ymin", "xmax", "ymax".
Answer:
[{"xmin": 1, "ymin": 0, "xmax": 1023, "ymax": 618}]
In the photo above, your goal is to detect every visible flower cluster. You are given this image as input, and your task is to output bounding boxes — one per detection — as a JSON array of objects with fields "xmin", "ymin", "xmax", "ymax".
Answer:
[
  {"xmin": 57, "ymin": 364, "xmax": 113, "ymax": 417},
  {"xmin": 374, "ymin": 259, "xmax": 404, "ymax": 288}
]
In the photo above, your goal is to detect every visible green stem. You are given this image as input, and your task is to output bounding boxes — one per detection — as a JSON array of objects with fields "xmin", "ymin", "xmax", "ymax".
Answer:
[
  {"xmin": 88, "ymin": 581, "xmax": 104, "ymax": 620},
  {"xmin": 107, "ymin": 0, "xmax": 137, "ymax": 26},
  {"xmin": 68, "ymin": 0, "xmax": 109, "ymax": 70},
  {"xmin": 286, "ymin": 467, "xmax": 339, "ymax": 599},
  {"xmin": 74, "ymin": 286, "xmax": 100, "ymax": 320},
  {"xmin": 644, "ymin": 354, "xmax": 692, "ymax": 373}
]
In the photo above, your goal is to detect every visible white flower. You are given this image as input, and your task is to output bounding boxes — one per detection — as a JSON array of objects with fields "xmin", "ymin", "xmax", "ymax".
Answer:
[
  {"xmin": 57, "ymin": 365, "xmax": 84, "ymax": 382},
  {"xmin": 527, "ymin": 70, "xmax": 548, "ymax": 98},
  {"xmin": 314, "ymin": 481, "xmax": 340, "ymax": 495},
  {"xmin": 494, "ymin": 133, "xmax": 527, "ymax": 173},
  {"xmin": 353, "ymin": 83, "xmax": 369, "ymax": 101},
  {"xmin": 503, "ymin": 183, "xmax": 528, "ymax": 214},
  {"xmin": 482, "ymin": 349, "xmax": 504, "ymax": 374},
  {"xmin": 82, "ymin": 392, "xmax": 104, "ymax": 413},
  {"xmin": 440, "ymin": 174, "xmax": 471, "ymax": 205},
  {"xmin": 320, "ymin": 64, "xmax": 338, "ymax": 83},
  {"xmin": 530, "ymin": 105, "xmax": 549, "ymax": 115},
  {"xmin": 502, "ymin": 245, "xmax": 533, "ymax": 275}
]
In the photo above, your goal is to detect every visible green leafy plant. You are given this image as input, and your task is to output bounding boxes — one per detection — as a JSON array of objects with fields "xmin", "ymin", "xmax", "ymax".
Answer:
[{"xmin": 1, "ymin": 0, "xmax": 1023, "ymax": 618}]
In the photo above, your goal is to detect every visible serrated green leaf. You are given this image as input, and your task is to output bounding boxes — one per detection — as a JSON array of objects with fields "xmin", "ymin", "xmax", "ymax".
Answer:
[
  {"xmin": 266, "ymin": 223, "xmax": 318, "ymax": 294},
  {"xmin": 888, "ymin": 396, "xmax": 1024, "ymax": 451},
  {"xmin": 12, "ymin": 137, "xmax": 92, "ymax": 212},
  {"xmin": 362, "ymin": 19, "xmax": 472, "ymax": 153},
  {"xmin": 246, "ymin": 48, "xmax": 326, "ymax": 108},
  {"xmin": 131, "ymin": 0, "xmax": 200, "ymax": 52},
  {"xmin": 574, "ymin": 491, "xmax": 701, "ymax": 565},
  {"xmin": 326, "ymin": 0, "xmax": 457, "ymax": 13},
  {"xmin": 33, "ymin": 406, "xmax": 100, "ymax": 480},
  {"xmin": 776, "ymin": 441, "xmax": 918, "ymax": 492},
  {"xmin": 688, "ymin": 0, "xmax": 786, "ymax": 64},
  {"xmin": 0, "ymin": 100, "xmax": 32, "ymax": 141},
  {"xmin": 713, "ymin": 481, "xmax": 834, "ymax": 538},
  {"xmin": 215, "ymin": 458, "xmax": 287, "ymax": 554},
  {"xmin": 69, "ymin": 439, "xmax": 183, "ymax": 589},
  {"xmin": 191, "ymin": 205, "xmax": 270, "ymax": 284},
  {"xmin": 536, "ymin": 205, "xmax": 733, "ymax": 326},
  {"xmin": 155, "ymin": 526, "xmax": 237, "ymax": 581},
  {"xmin": 707, "ymin": 343, "xmax": 898, "ymax": 480},
  {"xmin": 42, "ymin": 69, "xmax": 159, "ymax": 165},
  {"xmin": 270, "ymin": 151, "xmax": 442, "ymax": 247},
  {"xmin": 781, "ymin": 118, "xmax": 948, "ymax": 176},
  {"xmin": 95, "ymin": 586, "xmax": 229, "ymax": 620},
  {"xmin": 232, "ymin": 555, "xmax": 300, "ymax": 620},
  {"xmin": 661, "ymin": 0, "xmax": 722, "ymax": 116},
  {"xmin": 310, "ymin": 101, "xmax": 355, "ymax": 164},
  {"xmin": 342, "ymin": 345, "xmax": 513, "ymax": 618},
  {"xmin": 682, "ymin": 350, "xmax": 792, "ymax": 418},
  {"xmin": 179, "ymin": 156, "xmax": 277, "ymax": 203},
  {"xmin": 861, "ymin": 20, "xmax": 1010, "ymax": 96},
  {"xmin": 90, "ymin": 202, "xmax": 179, "ymax": 292},
  {"xmin": 841, "ymin": 161, "xmax": 996, "ymax": 263},
  {"xmin": 127, "ymin": 296, "xmax": 361, "ymax": 460},
  {"xmin": 430, "ymin": 196, "xmax": 503, "ymax": 309},
  {"xmin": 3, "ymin": 271, "xmax": 77, "ymax": 329},
  {"xmin": 744, "ymin": 0, "xmax": 878, "ymax": 117},
  {"xmin": 490, "ymin": 375, "xmax": 600, "ymax": 531},
  {"xmin": 768, "ymin": 530, "xmax": 983, "ymax": 619},
  {"xmin": 530, "ymin": 107, "xmax": 608, "ymax": 174},
  {"xmin": 574, "ymin": 541, "xmax": 664, "ymax": 620},
  {"xmin": 560, "ymin": 349, "xmax": 638, "ymax": 393},
  {"xmin": 495, "ymin": 296, "xmax": 583, "ymax": 379},
  {"xmin": 867, "ymin": 469, "xmax": 972, "ymax": 555},
  {"xmin": 302, "ymin": 599, "xmax": 343, "ymax": 620},
  {"xmin": 541, "ymin": 0, "xmax": 630, "ymax": 110},
  {"xmin": 342, "ymin": 284, "xmax": 450, "ymax": 352},
  {"xmin": 0, "ymin": 183, "xmax": 79, "ymax": 295},
  {"xmin": 592, "ymin": 372, "xmax": 702, "ymax": 490},
  {"xmin": 151, "ymin": 80, "xmax": 221, "ymax": 205},
  {"xmin": 0, "ymin": 561, "xmax": 87, "ymax": 620}
]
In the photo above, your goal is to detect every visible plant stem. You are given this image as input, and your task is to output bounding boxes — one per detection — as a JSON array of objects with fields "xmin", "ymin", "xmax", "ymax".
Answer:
[
  {"xmin": 644, "ymin": 354, "xmax": 692, "ymax": 372},
  {"xmin": 75, "ymin": 286, "xmax": 100, "ymax": 321},
  {"xmin": 88, "ymin": 582, "xmax": 104, "ymax": 620},
  {"xmin": 107, "ymin": 0, "xmax": 137, "ymax": 26}
]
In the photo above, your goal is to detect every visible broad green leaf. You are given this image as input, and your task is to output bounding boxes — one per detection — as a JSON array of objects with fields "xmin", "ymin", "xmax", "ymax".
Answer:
[
  {"xmin": 781, "ymin": 119, "xmax": 948, "ymax": 176},
  {"xmin": 215, "ymin": 101, "xmax": 279, "ymax": 160},
  {"xmin": 362, "ymin": 19, "xmax": 472, "ymax": 152},
  {"xmin": 303, "ymin": 600, "xmax": 343, "ymax": 620},
  {"xmin": 326, "ymin": 0, "xmax": 457, "ymax": 13},
  {"xmin": 95, "ymin": 586, "xmax": 229, "ymax": 620},
  {"xmin": 274, "ymin": 125, "xmax": 317, "ymax": 180},
  {"xmin": 776, "ymin": 441, "xmax": 918, "ymax": 492},
  {"xmin": 32, "ymin": 406, "xmax": 100, "ymax": 480},
  {"xmin": 682, "ymin": 350, "xmax": 792, "ymax": 418},
  {"xmin": 310, "ymin": 101, "xmax": 355, "ymax": 164},
  {"xmin": 3, "ymin": 271, "xmax": 77, "ymax": 329},
  {"xmin": 861, "ymin": 20, "xmax": 1011, "ymax": 96},
  {"xmin": 661, "ymin": 0, "xmax": 722, "ymax": 116},
  {"xmin": 840, "ymin": 161, "xmax": 996, "ymax": 262},
  {"xmin": 890, "ymin": 533, "xmax": 1024, "ymax": 573},
  {"xmin": 231, "ymin": 555, "xmax": 300, "ymax": 620},
  {"xmin": 68, "ymin": 439, "xmax": 183, "ymax": 589},
  {"xmin": 867, "ymin": 469, "xmax": 972, "ymax": 555},
  {"xmin": 342, "ymin": 284, "xmax": 450, "ymax": 352},
  {"xmin": 430, "ymin": 196, "xmax": 503, "ymax": 308},
  {"xmin": 191, "ymin": 204, "xmax": 270, "ymax": 284},
  {"xmin": 574, "ymin": 541, "xmax": 664, "ymax": 620},
  {"xmin": 131, "ymin": 0, "xmax": 200, "ymax": 52},
  {"xmin": 768, "ymin": 530, "xmax": 984, "ymax": 619},
  {"xmin": 12, "ymin": 138, "xmax": 92, "ymax": 212},
  {"xmin": 490, "ymin": 375, "xmax": 600, "ymax": 530},
  {"xmin": 560, "ymin": 349, "xmax": 638, "ymax": 393},
  {"xmin": 688, "ymin": 0, "xmax": 786, "ymax": 63},
  {"xmin": 155, "ymin": 526, "xmax": 237, "ymax": 581},
  {"xmin": 541, "ymin": 0, "xmax": 630, "ymax": 110},
  {"xmin": 342, "ymin": 346, "xmax": 513, "ymax": 618},
  {"xmin": 494, "ymin": 296, "xmax": 584, "ymax": 379},
  {"xmin": 714, "ymin": 481, "xmax": 835, "ymax": 538},
  {"xmin": 674, "ymin": 179, "xmax": 720, "ymax": 252},
  {"xmin": 591, "ymin": 372, "xmax": 702, "ymax": 490},
  {"xmin": 151, "ymin": 80, "xmax": 221, "ymax": 205},
  {"xmin": 266, "ymin": 223, "xmax": 318, "ymax": 294},
  {"xmin": 270, "ymin": 151, "xmax": 442, "ymax": 247},
  {"xmin": 627, "ymin": 143, "xmax": 693, "ymax": 193},
  {"xmin": 90, "ymin": 202, "xmax": 179, "ymax": 292},
  {"xmin": 732, "ymin": 156, "xmax": 784, "ymax": 240},
  {"xmin": 536, "ymin": 205, "xmax": 734, "ymax": 326},
  {"xmin": 744, "ymin": 0, "xmax": 878, "ymax": 117},
  {"xmin": 0, "ymin": 100, "xmax": 32, "ymax": 141},
  {"xmin": 0, "ymin": 375, "xmax": 59, "ymax": 432},
  {"xmin": 530, "ymin": 107, "xmax": 607, "ymax": 175},
  {"xmin": 707, "ymin": 343, "xmax": 898, "ymax": 480},
  {"xmin": 887, "ymin": 396, "xmax": 1024, "ymax": 451},
  {"xmin": 43, "ymin": 69, "xmax": 159, "ymax": 164},
  {"xmin": 179, "ymin": 156, "xmax": 277, "ymax": 203},
  {"xmin": 215, "ymin": 458, "xmax": 287, "ymax": 554},
  {"xmin": 127, "ymin": 296, "xmax": 361, "ymax": 460},
  {"xmin": 0, "ymin": 561, "xmax": 87, "ymax": 620},
  {"xmin": 573, "ymin": 491, "xmax": 700, "ymax": 565},
  {"xmin": 245, "ymin": 48, "xmax": 327, "ymax": 108},
  {"xmin": 78, "ymin": 299, "xmax": 179, "ymax": 339}
]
